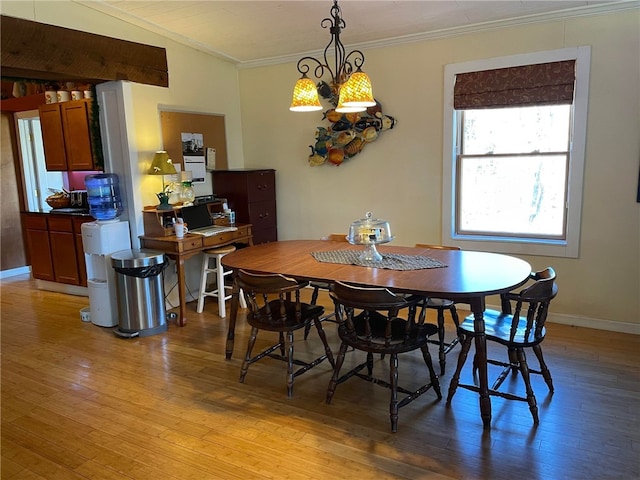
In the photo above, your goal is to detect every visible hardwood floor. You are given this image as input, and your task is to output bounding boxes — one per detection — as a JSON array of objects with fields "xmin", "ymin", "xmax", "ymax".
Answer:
[{"xmin": 1, "ymin": 275, "xmax": 639, "ymax": 479}]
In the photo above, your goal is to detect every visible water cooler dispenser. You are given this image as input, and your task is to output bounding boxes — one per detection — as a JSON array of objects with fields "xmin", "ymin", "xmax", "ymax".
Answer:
[
  {"xmin": 82, "ymin": 220, "xmax": 131, "ymax": 327},
  {"xmin": 81, "ymin": 172, "xmax": 129, "ymax": 327}
]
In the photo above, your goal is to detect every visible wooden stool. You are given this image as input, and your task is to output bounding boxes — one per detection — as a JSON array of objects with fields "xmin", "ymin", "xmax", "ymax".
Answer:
[{"xmin": 196, "ymin": 245, "xmax": 246, "ymax": 318}]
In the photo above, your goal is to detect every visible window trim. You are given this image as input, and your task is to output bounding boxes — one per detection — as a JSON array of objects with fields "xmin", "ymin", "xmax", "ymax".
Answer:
[{"xmin": 442, "ymin": 47, "xmax": 591, "ymax": 258}]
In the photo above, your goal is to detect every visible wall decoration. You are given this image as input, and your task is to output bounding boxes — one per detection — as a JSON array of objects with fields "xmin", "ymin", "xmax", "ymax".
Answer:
[
  {"xmin": 206, "ymin": 147, "xmax": 217, "ymax": 170},
  {"xmin": 181, "ymin": 132, "xmax": 206, "ymax": 183},
  {"xmin": 159, "ymin": 110, "xmax": 228, "ymax": 172},
  {"xmin": 306, "ymin": 81, "xmax": 396, "ymax": 167}
]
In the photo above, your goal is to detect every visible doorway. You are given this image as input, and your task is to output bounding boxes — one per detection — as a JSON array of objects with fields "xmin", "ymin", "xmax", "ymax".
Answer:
[{"xmin": 15, "ymin": 110, "xmax": 63, "ymax": 212}]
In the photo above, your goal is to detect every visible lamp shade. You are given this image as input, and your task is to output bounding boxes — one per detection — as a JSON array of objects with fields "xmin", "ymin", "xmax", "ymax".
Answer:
[
  {"xmin": 148, "ymin": 150, "xmax": 177, "ymax": 175},
  {"xmin": 289, "ymin": 75, "xmax": 322, "ymax": 112},
  {"xmin": 336, "ymin": 70, "xmax": 376, "ymax": 110},
  {"xmin": 335, "ymin": 103, "xmax": 366, "ymax": 113}
]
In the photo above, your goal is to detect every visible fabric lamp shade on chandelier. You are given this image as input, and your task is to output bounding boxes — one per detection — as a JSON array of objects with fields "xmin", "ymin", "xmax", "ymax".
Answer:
[
  {"xmin": 289, "ymin": 0, "xmax": 375, "ymax": 113},
  {"xmin": 148, "ymin": 150, "xmax": 177, "ymax": 210}
]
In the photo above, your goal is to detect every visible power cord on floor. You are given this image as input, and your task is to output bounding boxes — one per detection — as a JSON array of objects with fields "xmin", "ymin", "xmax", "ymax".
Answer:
[{"xmin": 161, "ymin": 257, "xmax": 198, "ymax": 311}]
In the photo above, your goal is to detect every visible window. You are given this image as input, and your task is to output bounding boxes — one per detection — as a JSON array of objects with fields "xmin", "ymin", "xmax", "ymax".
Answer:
[
  {"xmin": 458, "ymin": 105, "xmax": 571, "ymax": 239},
  {"xmin": 443, "ymin": 47, "xmax": 590, "ymax": 258}
]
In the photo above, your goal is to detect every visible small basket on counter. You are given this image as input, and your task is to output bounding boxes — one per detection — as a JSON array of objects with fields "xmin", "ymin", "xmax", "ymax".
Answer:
[{"xmin": 46, "ymin": 194, "xmax": 71, "ymax": 209}]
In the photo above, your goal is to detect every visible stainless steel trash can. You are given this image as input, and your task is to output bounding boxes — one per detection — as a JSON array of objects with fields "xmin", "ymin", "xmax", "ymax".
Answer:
[{"xmin": 111, "ymin": 249, "xmax": 168, "ymax": 338}]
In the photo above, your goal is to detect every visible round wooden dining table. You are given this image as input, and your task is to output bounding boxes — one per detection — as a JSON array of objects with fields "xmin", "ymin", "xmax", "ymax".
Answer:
[{"xmin": 222, "ymin": 240, "xmax": 532, "ymax": 429}]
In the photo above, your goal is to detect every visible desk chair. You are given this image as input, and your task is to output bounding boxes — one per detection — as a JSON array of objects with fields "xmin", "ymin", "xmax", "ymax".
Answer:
[
  {"xmin": 414, "ymin": 244, "xmax": 462, "ymax": 375},
  {"xmin": 326, "ymin": 281, "xmax": 442, "ymax": 432},
  {"xmin": 236, "ymin": 270, "xmax": 335, "ymax": 398},
  {"xmin": 447, "ymin": 267, "xmax": 558, "ymax": 424},
  {"xmin": 196, "ymin": 245, "xmax": 246, "ymax": 318}
]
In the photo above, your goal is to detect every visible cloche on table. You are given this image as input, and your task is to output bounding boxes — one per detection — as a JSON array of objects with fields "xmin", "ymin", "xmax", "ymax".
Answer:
[{"xmin": 346, "ymin": 211, "xmax": 394, "ymax": 262}]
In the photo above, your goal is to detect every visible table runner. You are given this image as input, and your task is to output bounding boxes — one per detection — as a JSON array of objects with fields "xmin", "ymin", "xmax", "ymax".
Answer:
[{"xmin": 311, "ymin": 249, "xmax": 447, "ymax": 271}]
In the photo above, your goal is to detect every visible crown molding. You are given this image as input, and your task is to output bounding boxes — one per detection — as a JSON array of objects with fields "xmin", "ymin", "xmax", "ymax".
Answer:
[
  {"xmin": 75, "ymin": 0, "xmax": 242, "ymax": 64},
  {"xmin": 76, "ymin": 0, "xmax": 639, "ymax": 69},
  {"xmin": 238, "ymin": 0, "xmax": 640, "ymax": 69}
]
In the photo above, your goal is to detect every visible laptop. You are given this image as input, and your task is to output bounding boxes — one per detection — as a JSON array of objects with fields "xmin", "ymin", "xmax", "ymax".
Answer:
[{"xmin": 180, "ymin": 204, "xmax": 237, "ymax": 236}]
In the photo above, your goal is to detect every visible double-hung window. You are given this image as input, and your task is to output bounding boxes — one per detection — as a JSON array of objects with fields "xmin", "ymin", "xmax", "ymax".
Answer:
[{"xmin": 443, "ymin": 47, "xmax": 590, "ymax": 258}]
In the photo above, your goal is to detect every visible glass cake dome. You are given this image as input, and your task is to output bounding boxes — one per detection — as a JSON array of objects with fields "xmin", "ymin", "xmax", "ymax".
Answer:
[{"xmin": 346, "ymin": 211, "xmax": 394, "ymax": 262}]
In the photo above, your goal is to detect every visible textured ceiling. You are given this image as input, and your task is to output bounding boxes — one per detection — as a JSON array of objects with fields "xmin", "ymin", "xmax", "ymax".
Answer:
[{"xmin": 79, "ymin": 1, "xmax": 633, "ymax": 66}]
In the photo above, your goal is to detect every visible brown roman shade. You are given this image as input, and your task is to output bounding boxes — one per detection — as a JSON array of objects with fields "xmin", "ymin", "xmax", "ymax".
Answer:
[{"xmin": 454, "ymin": 60, "xmax": 575, "ymax": 109}]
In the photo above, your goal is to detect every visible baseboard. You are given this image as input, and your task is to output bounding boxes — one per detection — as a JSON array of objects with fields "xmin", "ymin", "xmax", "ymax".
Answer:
[
  {"xmin": 0, "ymin": 266, "xmax": 31, "ymax": 279},
  {"xmin": 35, "ymin": 280, "xmax": 89, "ymax": 297},
  {"xmin": 306, "ymin": 287, "xmax": 640, "ymax": 335},
  {"xmin": 485, "ymin": 302, "xmax": 639, "ymax": 335},
  {"xmin": 1, "ymin": 269, "xmax": 90, "ymax": 298},
  {"xmin": 546, "ymin": 311, "xmax": 640, "ymax": 335}
]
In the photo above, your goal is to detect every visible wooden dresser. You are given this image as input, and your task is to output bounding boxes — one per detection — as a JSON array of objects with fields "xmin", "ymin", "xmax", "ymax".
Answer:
[{"xmin": 212, "ymin": 169, "xmax": 277, "ymax": 244}]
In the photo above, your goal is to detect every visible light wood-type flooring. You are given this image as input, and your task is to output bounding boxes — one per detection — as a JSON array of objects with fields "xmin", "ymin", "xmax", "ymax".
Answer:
[{"xmin": 1, "ymin": 274, "xmax": 639, "ymax": 479}]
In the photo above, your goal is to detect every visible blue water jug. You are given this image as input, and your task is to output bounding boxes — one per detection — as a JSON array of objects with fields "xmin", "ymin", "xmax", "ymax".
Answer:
[{"xmin": 85, "ymin": 173, "xmax": 123, "ymax": 221}]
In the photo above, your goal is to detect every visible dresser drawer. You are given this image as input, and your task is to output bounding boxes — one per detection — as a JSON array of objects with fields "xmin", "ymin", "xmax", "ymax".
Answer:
[
  {"xmin": 201, "ymin": 224, "xmax": 252, "ymax": 248},
  {"xmin": 251, "ymin": 227, "xmax": 278, "ymax": 245},
  {"xmin": 246, "ymin": 170, "xmax": 276, "ymax": 203},
  {"xmin": 48, "ymin": 216, "xmax": 73, "ymax": 232},
  {"xmin": 140, "ymin": 235, "xmax": 203, "ymax": 254},
  {"xmin": 247, "ymin": 200, "xmax": 276, "ymax": 230}
]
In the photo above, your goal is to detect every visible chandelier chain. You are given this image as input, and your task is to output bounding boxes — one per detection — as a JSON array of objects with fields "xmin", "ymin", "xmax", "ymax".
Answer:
[{"xmin": 295, "ymin": 0, "xmax": 365, "ymax": 89}]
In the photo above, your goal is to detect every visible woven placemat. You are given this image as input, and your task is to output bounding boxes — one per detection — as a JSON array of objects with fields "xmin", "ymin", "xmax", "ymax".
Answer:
[{"xmin": 311, "ymin": 249, "xmax": 447, "ymax": 271}]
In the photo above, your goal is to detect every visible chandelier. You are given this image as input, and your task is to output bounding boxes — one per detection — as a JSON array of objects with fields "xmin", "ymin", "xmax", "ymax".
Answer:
[{"xmin": 289, "ymin": 0, "xmax": 375, "ymax": 113}]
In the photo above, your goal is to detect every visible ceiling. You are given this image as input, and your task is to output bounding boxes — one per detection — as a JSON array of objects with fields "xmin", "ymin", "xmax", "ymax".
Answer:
[{"xmin": 79, "ymin": 0, "xmax": 633, "ymax": 67}]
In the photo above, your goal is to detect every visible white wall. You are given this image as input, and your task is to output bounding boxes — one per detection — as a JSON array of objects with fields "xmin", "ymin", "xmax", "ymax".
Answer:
[
  {"xmin": 238, "ymin": 11, "xmax": 640, "ymax": 332},
  {"xmin": 3, "ymin": 1, "xmax": 638, "ymax": 332},
  {"xmin": 1, "ymin": 0, "xmax": 244, "ymax": 306}
]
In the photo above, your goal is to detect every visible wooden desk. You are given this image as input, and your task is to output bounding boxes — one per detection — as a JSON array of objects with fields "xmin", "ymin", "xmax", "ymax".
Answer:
[
  {"xmin": 140, "ymin": 224, "xmax": 253, "ymax": 327},
  {"xmin": 221, "ymin": 240, "xmax": 531, "ymax": 429}
]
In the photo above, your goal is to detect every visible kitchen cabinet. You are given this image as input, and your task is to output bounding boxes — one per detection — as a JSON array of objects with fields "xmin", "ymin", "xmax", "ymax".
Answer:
[
  {"xmin": 48, "ymin": 216, "xmax": 80, "ymax": 284},
  {"xmin": 212, "ymin": 169, "xmax": 277, "ymax": 244},
  {"xmin": 22, "ymin": 213, "xmax": 54, "ymax": 281},
  {"xmin": 39, "ymin": 99, "xmax": 95, "ymax": 171},
  {"xmin": 20, "ymin": 212, "xmax": 93, "ymax": 286}
]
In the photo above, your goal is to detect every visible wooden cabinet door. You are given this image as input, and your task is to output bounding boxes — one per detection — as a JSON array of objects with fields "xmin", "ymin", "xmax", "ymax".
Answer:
[
  {"xmin": 48, "ymin": 216, "xmax": 79, "ymax": 285},
  {"xmin": 251, "ymin": 227, "xmax": 278, "ymax": 246},
  {"xmin": 22, "ymin": 213, "xmax": 55, "ymax": 281},
  {"xmin": 25, "ymin": 228, "xmax": 54, "ymax": 281},
  {"xmin": 61, "ymin": 101, "xmax": 94, "ymax": 170},
  {"xmin": 50, "ymin": 231, "xmax": 79, "ymax": 285},
  {"xmin": 38, "ymin": 104, "xmax": 67, "ymax": 171}
]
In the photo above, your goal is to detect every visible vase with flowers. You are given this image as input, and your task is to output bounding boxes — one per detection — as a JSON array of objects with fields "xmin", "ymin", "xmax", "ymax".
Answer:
[{"xmin": 156, "ymin": 183, "xmax": 174, "ymax": 210}]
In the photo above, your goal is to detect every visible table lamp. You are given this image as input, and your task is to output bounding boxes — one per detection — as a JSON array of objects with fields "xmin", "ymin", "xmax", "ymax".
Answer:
[{"xmin": 148, "ymin": 150, "xmax": 177, "ymax": 210}]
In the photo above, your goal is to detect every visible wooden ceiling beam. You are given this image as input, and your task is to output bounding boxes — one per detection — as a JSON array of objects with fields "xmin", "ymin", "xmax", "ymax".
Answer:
[{"xmin": 1, "ymin": 15, "xmax": 168, "ymax": 87}]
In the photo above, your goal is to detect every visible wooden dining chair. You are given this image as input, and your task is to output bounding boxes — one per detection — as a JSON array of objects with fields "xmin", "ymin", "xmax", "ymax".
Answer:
[
  {"xmin": 414, "ymin": 244, "xmax": 462, "ymax": 375},
  {"xmin": 446, "ymin": 267, "xmax": 558, "ymax": 424},
  {"xmin": 304, "ymin": 233, "xmax": 349, "ymax": 339},
  {"xmin": 236, "ymin": 269, "xmax": 335, "ymax": 398},
  {"xmin": 326, "ymin": 281, "xmax": 442, "ymax": 432},
  {"xmin": 310, "ymin": 233, "xmax": 349, "ymax": 305}
]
